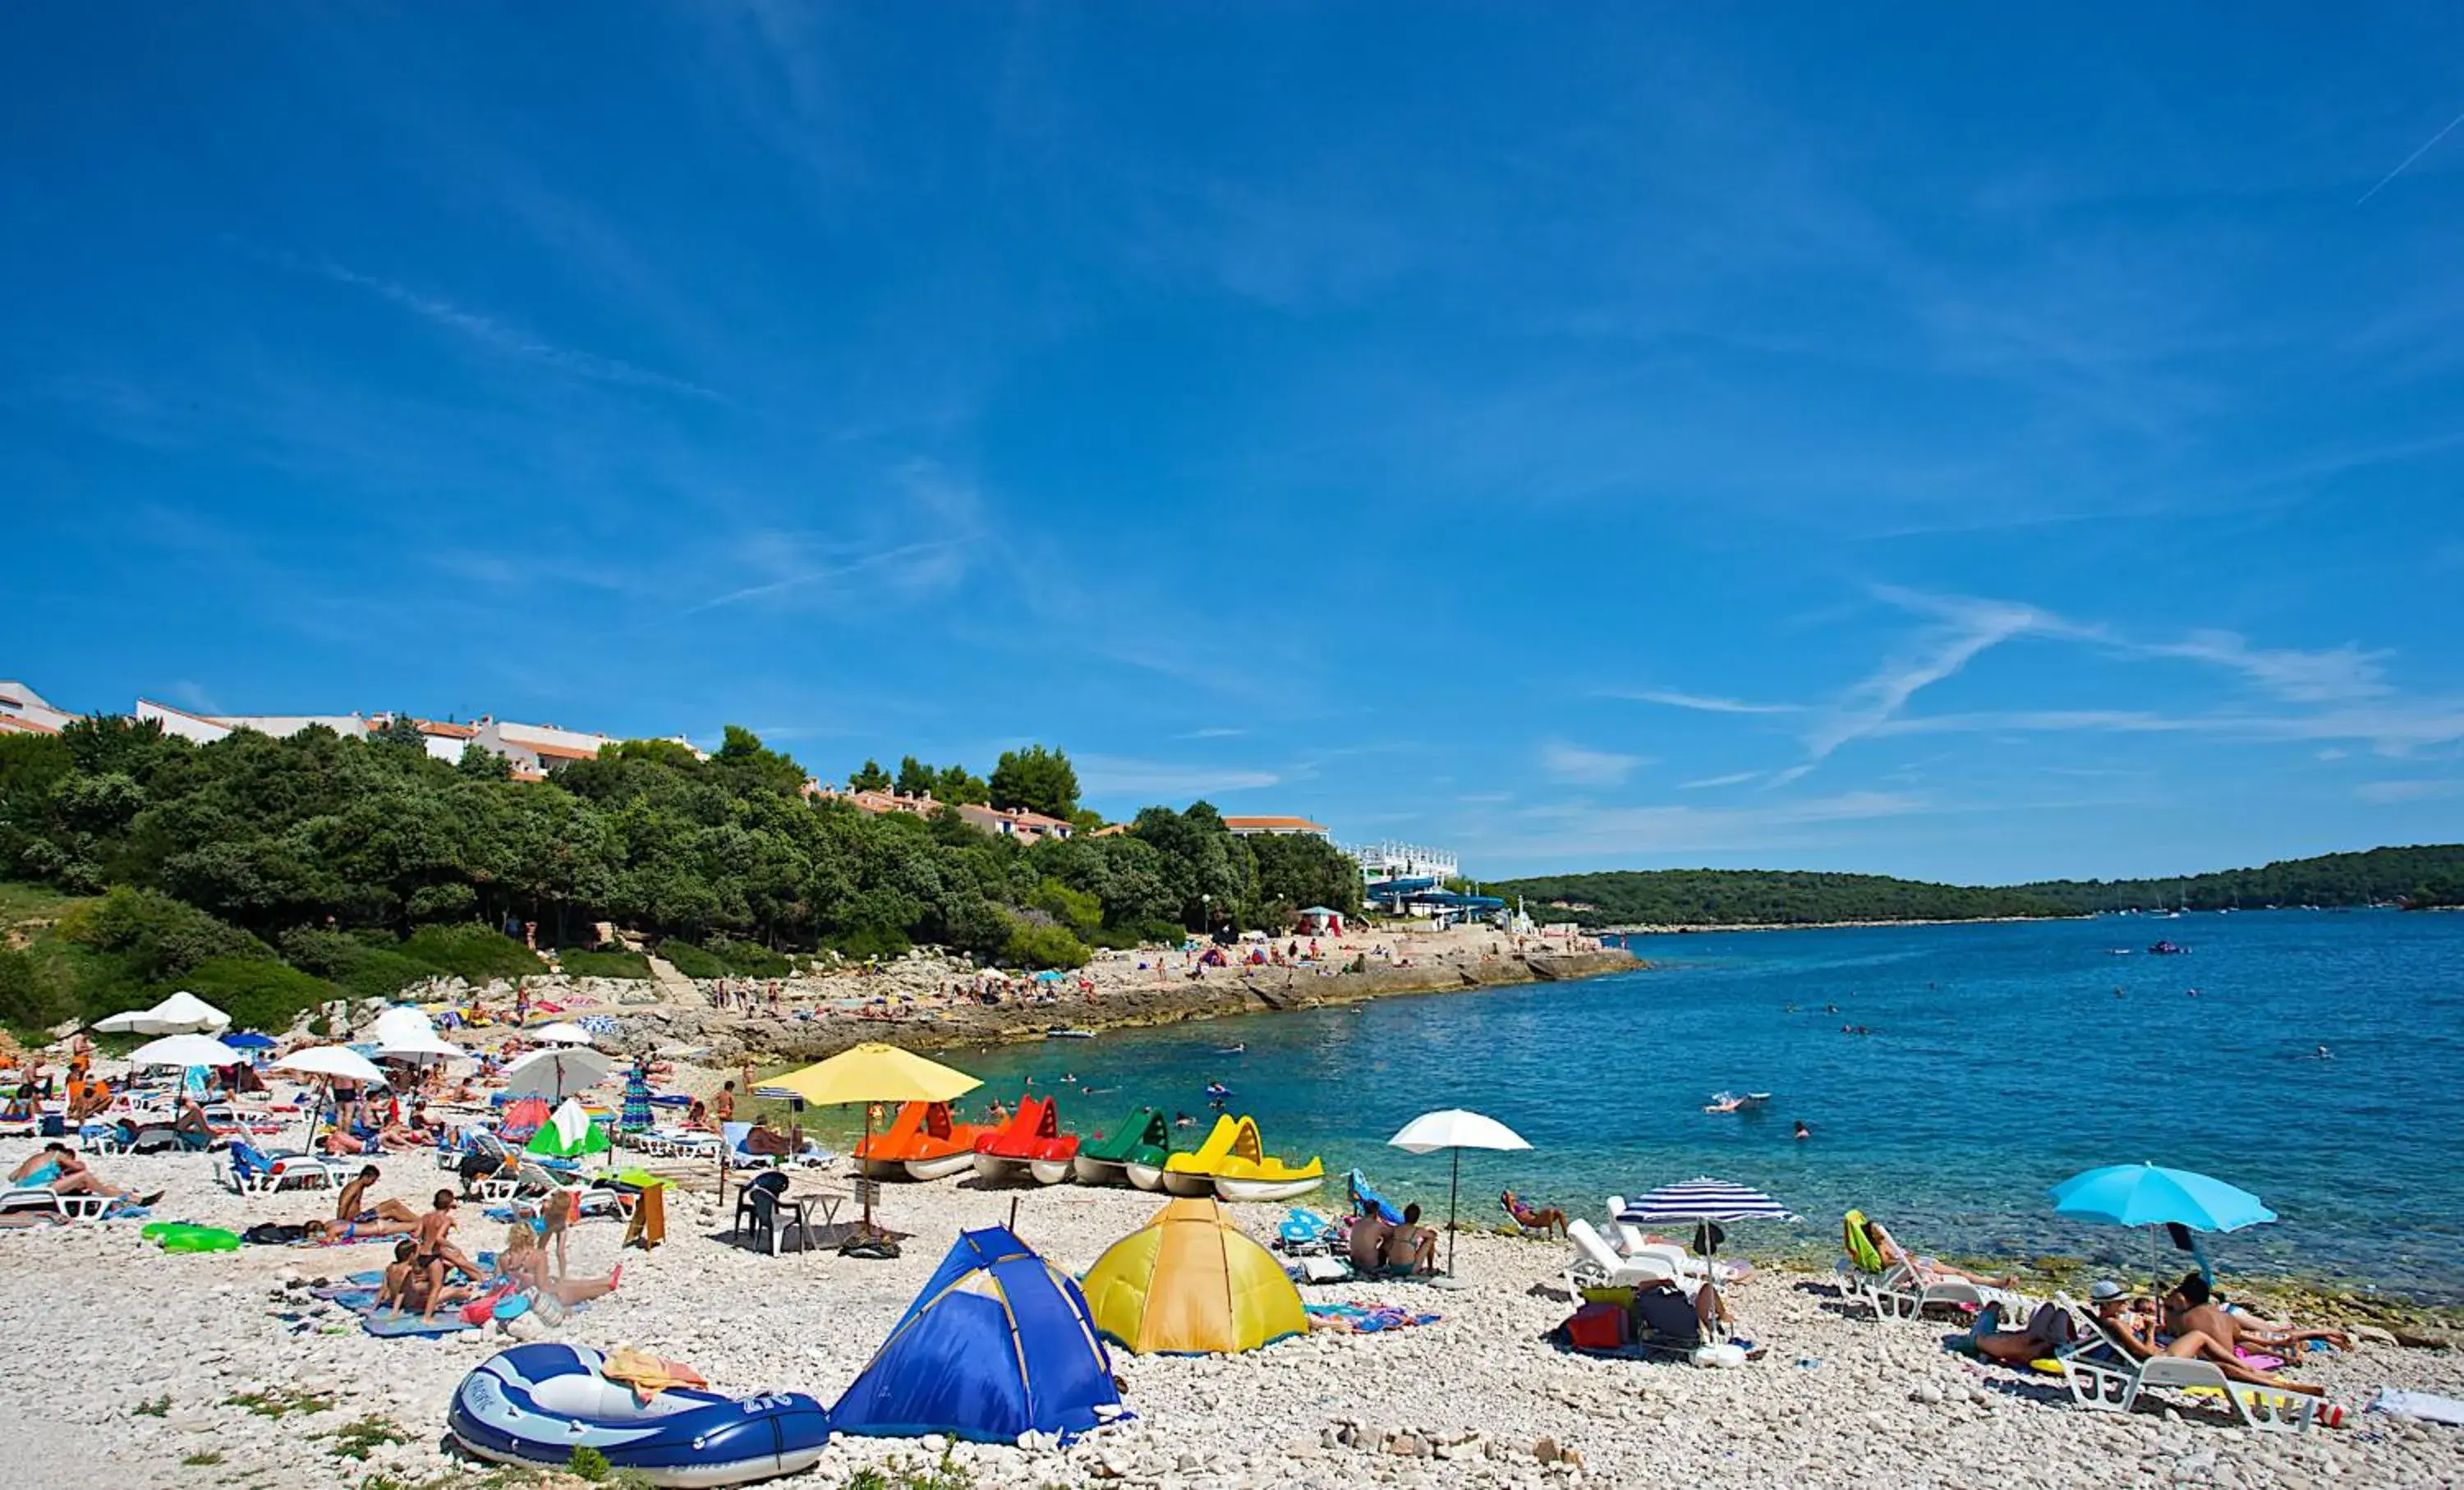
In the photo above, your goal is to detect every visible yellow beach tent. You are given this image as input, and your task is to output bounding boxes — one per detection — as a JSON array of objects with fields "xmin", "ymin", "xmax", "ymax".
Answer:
[{"xmin": 1079, "ymin": 1197, "xmax": 1306, "ymax": 1354}]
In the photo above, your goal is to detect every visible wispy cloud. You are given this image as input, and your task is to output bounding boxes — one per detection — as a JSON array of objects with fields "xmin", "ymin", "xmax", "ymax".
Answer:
[
  {"xmin": 669, "ymin": 537, "xmax": 971, "ymax": 622},
  {"xmin": 1470, "ymin": 790, "xmax": 1932, "ymax": 862},
  {"xmin": 1799, "ymin": 588, "xmax": 2060, "ymax": 766},
  {"xmin": 1074, "ymin": 754, "xmax": 1280, "ymax": 801},
  {"xmin": 2356, "ymin": 779, "xmax": 2464, "ymax": 804},
  {"xmin": 169, "ymin": 680, "xmax": 223, "ymax": 715},
  {"xmin": 1540, "ymin": 741, "xmax": 1647, "ymax": 786},
  {"xmin": 2356, "ymin": 106, "xmax": 2464, "ymax": 206},
  {"xmin": 1679, "ymin": 770, "xmax": 1763, "ymax": 789},
  {"xmin": 1175, "ymin": 726, "xmax": 1247, "ymax": 740},
  {"xmin": 1607, "ymin": 688, "xmax": 1803, "ymax": 715},
  {"xmin": 281, "ymin": 252, "xmax": 727, "ymax": 403},
  {"xmin": 2140, "ymin": 631, "xmax": 2390, "ymax": 705}
]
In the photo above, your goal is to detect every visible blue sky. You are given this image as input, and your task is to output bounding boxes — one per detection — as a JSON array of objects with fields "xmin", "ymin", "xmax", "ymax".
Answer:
[{"xmin": 6, "ymin": 5, "xmax": 2463, "ymax": 883}]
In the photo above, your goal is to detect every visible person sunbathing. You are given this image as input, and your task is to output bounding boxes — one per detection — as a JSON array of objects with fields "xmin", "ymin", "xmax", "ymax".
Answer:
[
  {"xmin": 2091, "ymin": 1285, "xmax": 2324, "ymax": 1397},
  {"xmin": 335, "ymin": 1166, "xmax": 421, "ymax": 1226},
  {"xmin": 503, "ymin": 1221, "xmax": 620, "ymax": 1307},
  {"xmin": 1382, "ymin": 1203, "xmax": 1438, "ymax": 1276},
  {"xmin": 1957, "ymin": 1299, "xmax": 2081, "ymax": 1364},
  {"xmin": 172, "ymin": 1095, "xmax": 214, "ymax": 1143},
  {"xmin": 8, "ymin": 1143, "xmax": 159, "ymax": 1206},
  {"xmin": 2163, "ymin": 1273, "xmax": 2351, "ymax": 1354},
  {"xmin": 379, "ymin": 1238, "xmax": 479, "ymax": 1322},
  {"xmin": 1866, "ymin": 1218, "xmax": 2016, "ymax": 1290},
  {"xmin": 1501, "ymin": 1190, "xmax": 1568, "ymax": 1239}
]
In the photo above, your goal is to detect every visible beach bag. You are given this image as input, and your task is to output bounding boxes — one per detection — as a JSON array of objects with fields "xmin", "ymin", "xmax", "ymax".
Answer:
[
  {"xmin": 1564, "ymin": 1303, "xmax": 1627, "ymax": 1351},
  {"xmin": 1630, "ymin": 1284, "xmax": 1707, "ymax": 1348},
  {"xmin": 242, "ymin": 1222, "xmax": 312, "ymax": 1245}
]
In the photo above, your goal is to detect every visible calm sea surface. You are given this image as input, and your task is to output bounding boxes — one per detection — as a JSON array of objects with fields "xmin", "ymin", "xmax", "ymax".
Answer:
[{"xmin": 903, "ymin": 911, "xmax": 2461, "ymax": 1300}]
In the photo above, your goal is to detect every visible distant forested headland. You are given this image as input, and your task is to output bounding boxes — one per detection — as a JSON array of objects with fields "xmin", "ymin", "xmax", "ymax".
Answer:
[{"xmin": 1489, "ymin": 845, "xmax": 2464, "ymax": 929}]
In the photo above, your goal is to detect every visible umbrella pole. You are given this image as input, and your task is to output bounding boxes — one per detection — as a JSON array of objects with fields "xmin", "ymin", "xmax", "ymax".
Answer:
[
  {"xmin": 860, "ymin": 1105, "xmax": 876, "ymax": 1235},
  {"xmin": 1446, "ymin": 1148, "xmax": 1460, "ymax": 1277}
]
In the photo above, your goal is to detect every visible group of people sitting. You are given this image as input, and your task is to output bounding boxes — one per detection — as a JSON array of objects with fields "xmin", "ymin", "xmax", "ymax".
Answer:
[
  {"xmin": 1960, "ymin": 1272, "xmax": 2348, "ymax": 1397},
  {"xmin": 1345, "ymin": 1203, "xmax": 1441, "ymax": 1277}
]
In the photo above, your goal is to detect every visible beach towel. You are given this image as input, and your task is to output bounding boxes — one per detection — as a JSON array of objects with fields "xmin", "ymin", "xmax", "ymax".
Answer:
[
  {"xmin": 363, "ymin": 1309, "xmax": 472, "ymax": 1338},
  {"xmin": 1304, "ymin": 1303, "xmax": 1442, "ymax": 1333},
  {"xmin": 603, "ymin": 1348, "xmax": 708, "ymax": 1403},
  {"xmin": 2370, "ymin": 1388, "xmax": 2464, "ymax": 1427}
]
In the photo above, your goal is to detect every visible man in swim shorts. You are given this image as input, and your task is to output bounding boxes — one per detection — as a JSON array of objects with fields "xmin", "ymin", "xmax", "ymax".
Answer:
[
  {"xmin": 335, "ymin": 1165, "xmax": 420, "ymax": 1226},
  {"xmin": 412, "ymin": 1189, "xmax": 482, "ymax": 1284},
  {"xmin": 8, "ymin": 1143, "xmax": 159, "ymax": 1206}
]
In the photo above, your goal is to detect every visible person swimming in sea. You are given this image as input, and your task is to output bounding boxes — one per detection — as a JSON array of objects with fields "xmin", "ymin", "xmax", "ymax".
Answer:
[
  {"xmin": 1793, "ymin": 1120, "xmax": 1810, "ymax": 1141},
  {"xmin": 2315, "ymin": 1044, "xmax": 2332, "ymax": 1060},
  {"xmin": 1203, "ymin": 1080, "xmax": 1230, "ymax": 1111}
]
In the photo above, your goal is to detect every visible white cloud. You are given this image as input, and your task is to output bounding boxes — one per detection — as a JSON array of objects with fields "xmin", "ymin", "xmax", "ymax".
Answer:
[
  {"xmin": 1679, "ymin": 770, "xmax": 1763, "ymax": 789},
  {"xmin": 1074, "ymin": 755, "xmax": 1280, "ymax": 800},
  {"xmin": 1801, "ymin": 589, "xmax": 2062, "ymax": 765},
  {"xmin": 1607, "ymin": 688, "xmax": 1803, "ymax": 715},
  {"xmin": 2355, "ymin": 779, "xmax": 2464, "ymax": 804},
  {"xmin": 306, "ymin": 259, "xmax": 726, "ymax": 402},
  {"xmin": 1175, "ymin": 726, "xmax": 1247, "ymax": 739},
  {"xmin": 2317, "ymin": 748, "xmax": 2349, "ymax": 761},
  {"xmin": 1471, "ymin": 790, "xmax": 1931, "ymax": 861},
  {"xmin": 1540, "ymin": 741, "xmax": 1647, "ymax": 786},
  {"xmin": 2140, "ymin": 630, "xmax": 2391, "ymax": 705}
]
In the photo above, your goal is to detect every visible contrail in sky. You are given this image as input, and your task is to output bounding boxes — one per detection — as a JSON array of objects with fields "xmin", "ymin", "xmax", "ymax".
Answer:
[{"xmin": 2356, "ymin": 106, "xmax": 2464, "ymax": 205}]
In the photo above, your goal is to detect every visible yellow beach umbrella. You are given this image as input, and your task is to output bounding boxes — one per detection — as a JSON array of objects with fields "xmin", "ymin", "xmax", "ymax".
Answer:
[{"xmin": 765, "ymin": 1042, "xmax": 981, "ymax": 1232}]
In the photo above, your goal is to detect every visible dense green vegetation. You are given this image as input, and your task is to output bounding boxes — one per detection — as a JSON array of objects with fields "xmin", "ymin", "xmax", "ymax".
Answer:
[
  {"xmin": 2011, "ymin": 844, "xmax": 2464, "ymax": 913},
  {"xmin": 553, "ymin": 947, "xmax": 651, "ymax": 980},
  {"xmin": 1486, "ymin": 870, "xmax": 2072, "ymax": 927},
  {"xmin": 0, "ymin": 717, "xmax": 1361, "ymax": 1037},
  {"xmin": 1492, "ymin": 844, "xmax": 2464, "ymax": 929}
]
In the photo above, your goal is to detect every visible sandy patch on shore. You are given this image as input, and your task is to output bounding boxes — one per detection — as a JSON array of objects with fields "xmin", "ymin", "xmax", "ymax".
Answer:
[{"xmin": 5, "ymin": 1142, "xmax": 2460, "ymax": 1489}]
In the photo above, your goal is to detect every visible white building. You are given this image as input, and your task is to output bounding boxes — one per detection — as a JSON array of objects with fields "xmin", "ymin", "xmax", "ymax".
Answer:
[
  {"xmin": 1345, "ymin": 841, "xmax": 1460, "ymax": 886},
  {"xmin": 0, "ymin": 680, "xmax": 75, "ymax": 737}
]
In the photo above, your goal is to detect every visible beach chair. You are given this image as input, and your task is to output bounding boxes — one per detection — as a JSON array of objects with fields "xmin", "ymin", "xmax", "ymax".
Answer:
[
  {"xmin": 2053, "ymin": 1292, "xmax": 2318, "ymax": 1433},
  {"xmin": 1276, "ymin": 1208, "xmax": 1338, "ymax": 1254},
  {"xmin": 1565, "ymin": 1218, "xmax": 1682, "ymax": 1304},
  {"xmin": 1836, "ymin": 1210, "xmax": 2026, "ymax": 1321},
  {"xmin": 216, "ymin": 1143, "xmax": 335, "ymax": 1196},
  {"xmin": 2, "ymin": 1187, "xmax": 110, "ymax": 1221}
]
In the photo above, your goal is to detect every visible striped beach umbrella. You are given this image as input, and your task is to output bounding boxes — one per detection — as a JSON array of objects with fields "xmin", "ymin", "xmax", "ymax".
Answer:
[{"xmin": 1619, "ymin": 1177, "xmax": 1798, "ymax": 1255}]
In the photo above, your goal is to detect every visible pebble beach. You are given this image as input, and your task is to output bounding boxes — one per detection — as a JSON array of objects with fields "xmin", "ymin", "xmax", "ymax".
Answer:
[{"xmin": 6, "ymin": 1135, "xmax": 2461, "ymax": 1490}]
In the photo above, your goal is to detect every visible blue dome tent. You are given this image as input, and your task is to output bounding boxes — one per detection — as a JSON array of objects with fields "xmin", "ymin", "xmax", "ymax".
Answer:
[{"xmin": 831, "ymin": 1226, "xmax": 1128, "ymax": 1445}]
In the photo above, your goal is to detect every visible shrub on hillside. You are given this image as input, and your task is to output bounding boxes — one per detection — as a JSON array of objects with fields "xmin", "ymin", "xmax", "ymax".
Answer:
[
  {"xmin": 1005, "ymin": 921, "xmax": 1091, "ymax": 971},
  {"xmin": 556, "ymin": 948, "xmax": 650, "ymax": 980},
  {"xmin": 58, "ymin": 886, "xmax": 272, "ymax": 982},
  {"xmin": 660, "ymin": 937, "xmax": 789, "ymax": 978},
  {"xmin": 657, "ymin": 940, "xmax": 724, "ymax": 979},
  {"xmin": 163, "ymin": 958, "xmax": 339, "ymax": 1034},
  {"xmin": 398, "ymin": 923, "xmax": 545, "ymax": 982},
  {"xmin": 822, "ymin": 926, "xmax": 911, "ymax": 963},
  {"xmin": 276, "ymin": 928, "xmax": 444, "ymax": 1000},
  {"xmin": 0, "ymin": 948, "xmax": 74, "ymax": 1034},
  {"xmin": 703, "ymin": 935, "xmax": 790, "ymax": 977}
]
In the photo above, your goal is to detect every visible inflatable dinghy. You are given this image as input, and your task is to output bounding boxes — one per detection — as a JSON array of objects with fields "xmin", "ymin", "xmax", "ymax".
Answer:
[{"xmin": 448, "ymin": 1343, "xmax": 829, "ymax": 1488}]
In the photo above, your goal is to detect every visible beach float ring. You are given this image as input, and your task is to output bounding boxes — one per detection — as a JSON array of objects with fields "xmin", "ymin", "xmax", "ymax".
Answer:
[{"xmin": 448, "ymin": 1343, "xmax": 830, "ymax": 1488}]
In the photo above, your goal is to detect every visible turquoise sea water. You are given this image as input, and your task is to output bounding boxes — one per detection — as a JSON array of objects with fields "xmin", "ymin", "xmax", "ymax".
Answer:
[{"xmin": 935, "ymin": 911, "xmax": 2464, "ymax": 1301}]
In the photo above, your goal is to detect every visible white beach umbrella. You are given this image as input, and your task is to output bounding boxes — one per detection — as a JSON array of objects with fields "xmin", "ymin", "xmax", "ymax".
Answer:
[
  {"xmin": 274, "ymin": 1044, "xmax": 391, "ymax": 1151},
  {"xmin": 126, "ymin": 1032, "xmax": 246, "ymax": 1071},
  {"xmin": 370, "ymin": 1006, "xmax": 436, "ymax": 1046},
  {"xmin": 377, "ymin": 1028, "xmax": 469, "ymax": 1066},
  {"xmin": 1388, "ymin": 1108, "xmax": 1533, "ymax": 1285},
  {"xmin": 94, "ymin": 990, "xmax": 233, "ymax": 1036},
  {"xmin": 501, "ymin": 1045, "xmax": 613, "ymax": 1102},
  {"xmin": 528, "ymin": 1021, "xmax": 599, "ymax": 1047}
]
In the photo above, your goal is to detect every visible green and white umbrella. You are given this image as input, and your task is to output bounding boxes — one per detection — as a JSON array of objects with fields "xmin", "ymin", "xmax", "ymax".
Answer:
[{"xmin": 525, "ymin": 1097, "xmax": 610, "ymax": 1161}]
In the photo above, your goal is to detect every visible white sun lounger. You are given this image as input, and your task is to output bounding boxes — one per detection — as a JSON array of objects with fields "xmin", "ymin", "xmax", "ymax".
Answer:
[
  {"xmin": 2054, "ymin": 1292, "xmax": 2318, "ymax": 1433},
  {"xmin": 1566, "ymin": 1218, "xmax": 1684, "ymax": 1303}
]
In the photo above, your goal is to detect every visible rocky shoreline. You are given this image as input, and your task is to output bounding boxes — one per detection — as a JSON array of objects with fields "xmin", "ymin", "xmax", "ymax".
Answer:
[{"xmin": 600, "ymin": 941, "xmax": 1643, "ymax": 1066}]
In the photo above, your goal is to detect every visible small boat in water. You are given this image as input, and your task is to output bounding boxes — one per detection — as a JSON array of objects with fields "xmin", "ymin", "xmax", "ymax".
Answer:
[
  {"xmin": 2148, "ymin": 940, "xmax": 2190, "ymax": 955},
  {"xmin": 1703, "ymin": 1091, "xmax": 1771, "ymax": 1115},
  {"xmin": 1047, "ymin": 1028, "xmax": 1096, "ymax": 1040}
]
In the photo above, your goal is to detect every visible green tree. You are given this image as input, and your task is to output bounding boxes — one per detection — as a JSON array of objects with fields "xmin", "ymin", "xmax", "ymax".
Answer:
[
  {"xmin": 895, "ymin": 756, "xmax": 937, "ymax": 798},
  {"xmin": 935, "ymin": 763, "xmax": 990, "ymax": 805},
  {"xmin": 848, "ymin": 759, "xmax": 890, "ymax": 792},
  {"xmin": 989, "ymin": 745, "xmax": 1078, "ymax": 819}
]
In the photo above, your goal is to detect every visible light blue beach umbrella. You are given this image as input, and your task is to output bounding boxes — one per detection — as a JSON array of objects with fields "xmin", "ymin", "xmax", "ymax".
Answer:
[{"xmin": 2049, "ymin": 1161, "xmax": 2275, "ymax": 1296}]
